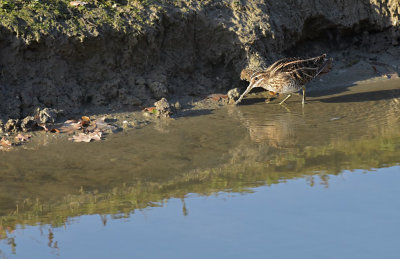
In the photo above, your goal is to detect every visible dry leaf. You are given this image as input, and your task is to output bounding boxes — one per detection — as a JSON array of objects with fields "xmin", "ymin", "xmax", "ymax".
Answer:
[
  {"xmin": 207, "ymin": 93, "xmax": 228, "ymax": 101},
  {"xmin": 81, "ymin": 116, "xmax": 91, "ymax": 127},
  {"xmin": 38, "ymin": 123, "xmax": 60, "ymax": 133},
  {"xmin": 143, "ymin": 107, "xmax": 157, "ymax": 113},
  {"xmin": 1, "ymin": 137, "xmax": 12, "ymax": 147},
  {"xmin": 0, "ymin": 137, "xmax": 12, "ymax": 151},
  {"xmin": 59, "ymin": 120, "xmax": 81, "ymax": 134},
  {"xmin": 89, "ymin": 130, "xmax": 102, "ymax": 141},
  {"xmin": 94, "ymin": 117, "xmax": 118, "ymax": 132},
  {"xmin": 15, "ymin": 133, "xmax": 32, "ymax": 142},
  {"xmin": 68, "ymin": 133, "xmax": 91, "ymax": 142},
  {"xmin": 50, "ymin": 128, "xmax": 60, "ymax": 133},
  {"xmin": 69, "ymin": 131, "xmax": 102, "ymax": 143},
  {"xmin": 69, "ymin": 1, "xmax": 87, "ymax": 7}
]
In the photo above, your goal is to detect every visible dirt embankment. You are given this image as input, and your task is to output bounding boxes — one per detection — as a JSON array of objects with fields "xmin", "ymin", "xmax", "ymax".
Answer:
[{"xmin": 0, "ymin": 0, "xmax": 399, "ymax": 123}]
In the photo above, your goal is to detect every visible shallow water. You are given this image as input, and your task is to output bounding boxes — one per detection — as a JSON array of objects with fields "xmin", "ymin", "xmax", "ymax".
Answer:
[{"xmin": 0, "ymin": 79, "xmax": 399, "ymax": 258}]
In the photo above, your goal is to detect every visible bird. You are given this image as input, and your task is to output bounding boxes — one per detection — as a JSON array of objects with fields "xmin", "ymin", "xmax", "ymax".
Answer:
[{"xmin": 235, "ymin": 54, "xmax": 332, "ymax": 105}]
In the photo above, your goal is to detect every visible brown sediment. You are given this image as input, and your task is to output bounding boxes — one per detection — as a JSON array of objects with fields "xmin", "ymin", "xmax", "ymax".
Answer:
[{"xmin": 0, "ymin": 0, "xmax": 399, "ymax": 134}]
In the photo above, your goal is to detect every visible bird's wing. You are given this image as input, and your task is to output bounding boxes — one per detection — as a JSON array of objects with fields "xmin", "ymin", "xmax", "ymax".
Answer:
[
  {"xmin": 268, "ymin": 55, "xmax": 326, "ymax": 74},
  {"xmin": 268, "ymin": 55, "xmax": 328, "ymax": 84}
]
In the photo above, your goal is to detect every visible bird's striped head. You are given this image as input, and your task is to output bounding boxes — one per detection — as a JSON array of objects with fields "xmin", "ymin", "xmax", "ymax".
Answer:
[{"xmin": 248, "ymin": 71, "xmax": 270, "ymax": 90}]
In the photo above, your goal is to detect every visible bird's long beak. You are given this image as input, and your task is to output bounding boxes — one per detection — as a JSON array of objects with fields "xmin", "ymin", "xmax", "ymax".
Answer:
[{"xmin": 235, "ymin": 82, "xmax": 256, "ymax": 105}]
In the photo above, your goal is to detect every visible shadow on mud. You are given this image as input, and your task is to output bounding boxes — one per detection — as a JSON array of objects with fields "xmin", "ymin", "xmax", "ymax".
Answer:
[
  {"xmin": 318, "ymin": 89, "xmax": 400, "ymax": 103},
  {"xmin": 175, "ymin": 108, "xmax": 214, "ymax": 118}
]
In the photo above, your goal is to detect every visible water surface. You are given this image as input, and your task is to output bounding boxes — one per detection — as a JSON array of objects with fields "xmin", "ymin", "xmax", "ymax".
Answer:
[{"xmin": 0, "ymin": 79, "xmax": 399, "ymax": 258}]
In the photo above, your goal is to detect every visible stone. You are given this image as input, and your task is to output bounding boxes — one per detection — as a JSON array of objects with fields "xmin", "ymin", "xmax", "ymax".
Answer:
[
  {"xmin": 4, "ymin": 119, "xmax": 20, "ymax": 132},
  {"xmin": 227, "ymin": 88, "xmax": 240, "ymax": 104},
  {"xmin": 20, "ymin": 116, "xmax": 38, "ymax": 132},
  {"xmin": 35, "ymin": 108, "xmax": 59, "ymax": 124},
  {"xmin": 154, "ymin": 98, "xmax": 172, "ymax": 118},
  {"xmin": 227, "ymin": 88, "xmax": 240, "ymax": 99},
  {"xmin": 174, "ymin": 101, "xmax": 181, "ymax": 110}
]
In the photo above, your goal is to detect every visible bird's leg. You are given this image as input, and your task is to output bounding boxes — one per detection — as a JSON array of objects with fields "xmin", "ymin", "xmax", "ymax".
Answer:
[
  {"xmin": 302, "ymin": 86, "xmax": 306, "ymax": 105},
  {"xmin": 265, "ymin": 91, "xmax": 277, "ymax": 103},
  {"xmin": 235, "ymin": 84, "xmax": 253, "ymax": 105},
  {"xmin": 279, "ymin": 94, "xmax": 292, "ymax": 105}
]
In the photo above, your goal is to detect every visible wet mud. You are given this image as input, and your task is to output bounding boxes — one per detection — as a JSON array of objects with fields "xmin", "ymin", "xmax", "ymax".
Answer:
[
  {"xmin": 0, "ymin": 0, "xmax": 399, "ymax": 124},
  {"xmin": 0, "ymin": 77, "xmax": 399, "ymax": 225},
  {"xmin": 0, "ymin": 2, "xmax": 400, "ymax": 256}
]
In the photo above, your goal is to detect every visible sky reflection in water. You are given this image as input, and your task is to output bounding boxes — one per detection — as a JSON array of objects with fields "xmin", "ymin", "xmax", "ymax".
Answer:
[
  {"xmin": 1, "ymin": 166, "xmax": 399, "ymax": 259},
  {"xmin": 0, "ymin": 80, "xmax": 399, "ymax": 258}
]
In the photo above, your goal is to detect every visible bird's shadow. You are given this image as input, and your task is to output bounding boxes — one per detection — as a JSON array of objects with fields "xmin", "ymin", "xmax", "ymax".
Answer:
[
  {"xmin": 307, "ymin": 83, "xmax": 356, "ymax": 98},
  {"xmin": 317, "ymin": 89, "xmax": 400, "ymax": 103},
  {"xmin": 236, "ymin": 88, "xmax": 400, "ymax": 105},
  {"xmin": 174, "ymin": 108, "xmax": 214, "ymax": 118},
  {"xmin": 236, "ymin": 97, "xmax": 269, "ymax": 105}
]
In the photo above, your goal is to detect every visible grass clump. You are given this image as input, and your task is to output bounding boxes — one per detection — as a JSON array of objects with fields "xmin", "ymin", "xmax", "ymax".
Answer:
[{"xmin": 0, "ymin": 0, "xmax": 158, "ymax": 42}]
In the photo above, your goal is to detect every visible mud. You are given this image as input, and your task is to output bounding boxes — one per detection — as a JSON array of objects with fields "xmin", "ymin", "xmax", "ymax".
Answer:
[
  {"xmin": 0, "ymin": 77, "xmax": 399, "ymax": 217},
  {"xmin": 0, "ymin": 0, "xmax": 399, "ymax": 125}
]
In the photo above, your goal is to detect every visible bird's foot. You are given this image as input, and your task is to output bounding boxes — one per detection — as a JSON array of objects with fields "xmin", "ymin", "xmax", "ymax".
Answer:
[
  {"xmin": 265, "ymin": 97, "xmax": 276, "ymax": 103},
  {"xmin": 279, "ymin": 94, "xmax": 292, "ymax": 105}
]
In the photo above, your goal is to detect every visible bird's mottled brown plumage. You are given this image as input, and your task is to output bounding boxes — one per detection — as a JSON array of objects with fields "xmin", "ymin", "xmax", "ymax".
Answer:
[
  {"xmin": 240, "ymin": 68, "xmax": 258, "ymax": 82},
  {"xmin": 236, "ymin": 54, "xmax": 332, "ymax": 105}
]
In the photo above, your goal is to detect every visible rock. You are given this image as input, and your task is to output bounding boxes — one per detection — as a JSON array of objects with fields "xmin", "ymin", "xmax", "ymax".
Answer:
[
  {"xmin": 4, "ymin": 119, "xmax": 20, "ymax": 132},
  {"xmin": 35, "ymin": 108, "xmax": 59, "ymax": 124},
  {"xmin": 227, "ymin": 88, "xmax": 240, "ymax": 104},
  {"xmin": 149, "ymin": 81, "xmax": 168, "ymax": 99},
  {"xmin": 142, "ymin": 111, "xmax": 152, "ymax": 118},
  {"xmin": 131, "ymin": 119, "xmax": 140, "ymax": 127},
  {"xmin": 174, "ymin": 101, "xmax": 181, "ymax": 110},
  {"xmin": 154, "ymin": 98, "xmax": 172, "ymax": 118},
  {"xmin": 20, "ymin": 116, "xmax": 38, "ymax": 132}
]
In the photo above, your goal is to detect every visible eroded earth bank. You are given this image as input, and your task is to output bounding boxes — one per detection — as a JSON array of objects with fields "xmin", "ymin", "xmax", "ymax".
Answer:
[
  {"xmin": 0, "ymin": 0, "xmax": 399, "ymax": 135},
  {"xmin": 1, "ymin": 1, "xmax": 400, "ymax": 254}
]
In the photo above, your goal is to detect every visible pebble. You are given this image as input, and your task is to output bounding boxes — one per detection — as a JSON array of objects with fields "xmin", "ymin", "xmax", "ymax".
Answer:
[
  {"xmin": 20, "ymin": 116, "xmax": 37, "ymax": 132},
  {"xmin": 4, "ymin": 119, "xmax": 20, "ymax": 132},
  {"xmin": 154, "ymin": 98, "xmax": 172, "ymax": 117},
  {"xmin": 174, "ymin": 101, "xmax": 181, "ymax": 110},
  {"xmin": 35, "ymin": 108, "xmax": 59, "ymax": 124}
]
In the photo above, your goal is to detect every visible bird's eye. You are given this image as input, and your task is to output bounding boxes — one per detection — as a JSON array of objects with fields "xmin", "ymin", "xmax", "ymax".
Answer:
[{"xmin": 254, "ymin": 77, "xmax": 258, "ymax": 81}]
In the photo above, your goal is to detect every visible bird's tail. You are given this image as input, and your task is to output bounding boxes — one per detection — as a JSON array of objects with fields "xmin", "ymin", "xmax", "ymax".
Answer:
[{"xmin": 317, "ymin": 57, "xmax": 333, "ymax": 76}]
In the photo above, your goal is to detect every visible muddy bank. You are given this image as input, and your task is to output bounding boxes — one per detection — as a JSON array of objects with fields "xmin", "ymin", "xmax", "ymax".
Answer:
[
  {"xmin": 0, "ymin": 77, "xmax": 399, "ymax": 228},
  {"xmin": 0, "ymin": 0, "xmax": 399, "ymax": 125}
]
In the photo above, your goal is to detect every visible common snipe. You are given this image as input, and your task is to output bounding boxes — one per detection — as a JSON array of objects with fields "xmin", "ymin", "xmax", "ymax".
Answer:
[{"xmin": 235, "ymin": 54, "xmax": 332, "ymax": 105}]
